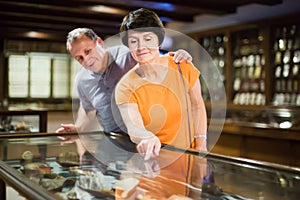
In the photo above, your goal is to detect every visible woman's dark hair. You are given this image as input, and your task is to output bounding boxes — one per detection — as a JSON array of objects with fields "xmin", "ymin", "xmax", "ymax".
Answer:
[{"xmin": 120, "ymin": 8, "xmax": 165, "ymax": 46}]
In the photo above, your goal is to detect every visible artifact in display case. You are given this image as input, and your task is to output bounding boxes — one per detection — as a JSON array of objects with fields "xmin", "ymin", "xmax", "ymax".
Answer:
[
  {"xmin": 0, "ymin": 110, "xmax": 47, "ymax": 134},
  {"xmin": 231, "ymin": 28, "xmax": 266, "ymax": 106},
  {"xmin": 271, "ymin": 24, "xmax": 300, "ymax": 105}
]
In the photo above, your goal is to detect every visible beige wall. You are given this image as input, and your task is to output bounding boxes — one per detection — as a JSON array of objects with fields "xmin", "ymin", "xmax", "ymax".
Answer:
[
  {"xmin": 47, "ymin": 111, "xmax": 74, "ymax": 132},
  {"xmin": 47, "ymin": 111, "xmax": 101, "ymax": 133}
]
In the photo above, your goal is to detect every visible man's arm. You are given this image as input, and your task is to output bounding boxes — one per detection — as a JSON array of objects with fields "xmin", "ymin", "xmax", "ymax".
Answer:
[{"xmin": 74, "ymin": 106, "xmax": 97, "ymax": 132}]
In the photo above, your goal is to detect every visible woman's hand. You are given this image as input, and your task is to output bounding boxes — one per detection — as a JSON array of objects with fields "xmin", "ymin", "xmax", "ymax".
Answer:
[{"xmin": 137, "ymin": 136, "xmax": 161, "ymax": 160}]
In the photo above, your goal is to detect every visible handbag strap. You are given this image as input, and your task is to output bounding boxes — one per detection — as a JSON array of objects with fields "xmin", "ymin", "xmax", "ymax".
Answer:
[{"xmin": 176, "ymin": 63, "xmax": 192, "ymax": 148}]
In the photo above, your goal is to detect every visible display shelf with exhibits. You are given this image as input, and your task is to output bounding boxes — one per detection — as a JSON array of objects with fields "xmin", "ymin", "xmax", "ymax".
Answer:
[{"xmin": 0, "ymin": 110, "xmax": 47, "ymax": 134}]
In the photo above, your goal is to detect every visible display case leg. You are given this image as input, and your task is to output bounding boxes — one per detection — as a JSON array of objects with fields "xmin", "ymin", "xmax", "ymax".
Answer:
[{"xmin": 0, "ymin": 178, "xmax": 6, "ymax": 200}]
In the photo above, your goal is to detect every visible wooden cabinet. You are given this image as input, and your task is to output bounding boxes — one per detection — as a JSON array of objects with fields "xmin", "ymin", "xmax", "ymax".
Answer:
[
  {"xmin": 271, "ymin": 23, "xmax": 300, "ymax": 105},
  {"xmin": 190, "ymin": 12, "xmax": 300, "ymax": 108},
  {"xmin": 187, "ymin": 12, "xmax": 300, "ymax": 166},
  {"xmin": 187, "ymin": 12, "xmax": 300, "ymax": 124}
]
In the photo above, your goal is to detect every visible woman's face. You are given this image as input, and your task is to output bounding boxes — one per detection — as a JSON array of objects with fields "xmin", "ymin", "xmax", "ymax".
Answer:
[{"xmin": 127, "ymin": 30, "xmax": 160, "ymax": 64}]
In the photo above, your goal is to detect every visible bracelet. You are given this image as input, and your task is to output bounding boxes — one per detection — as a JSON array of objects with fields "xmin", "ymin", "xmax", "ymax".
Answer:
[{"xmin": 194, "ymin": 134, "xmax": 207, "ymax": 139}]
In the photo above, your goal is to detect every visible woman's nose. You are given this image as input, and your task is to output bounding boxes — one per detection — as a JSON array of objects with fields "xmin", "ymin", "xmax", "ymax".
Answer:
[{"xmin": 137, "ymin": 41, "xmax": 146, "ymax": 50}]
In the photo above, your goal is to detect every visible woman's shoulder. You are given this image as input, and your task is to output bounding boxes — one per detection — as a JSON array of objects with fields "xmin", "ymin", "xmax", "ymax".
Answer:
[{"xmin": 161, "ymin": 54, "xmax": 188, "ymax": 70}]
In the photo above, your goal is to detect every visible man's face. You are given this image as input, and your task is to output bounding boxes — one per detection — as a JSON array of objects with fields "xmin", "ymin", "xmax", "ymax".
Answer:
[{"xmin": 69, "ymin": 34, "xmax": 107, "ymax": 73}]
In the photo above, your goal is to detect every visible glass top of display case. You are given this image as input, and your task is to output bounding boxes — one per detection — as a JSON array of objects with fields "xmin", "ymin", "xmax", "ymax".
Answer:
[{"xmin": 0, "ymin": 132, "xmax": 299, "ymax": 200}]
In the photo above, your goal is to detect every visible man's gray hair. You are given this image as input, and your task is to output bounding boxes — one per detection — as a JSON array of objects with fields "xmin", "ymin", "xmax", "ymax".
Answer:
[{"xmin": 66, "ymin": 28, "xmax": 98, "ymax": 52}]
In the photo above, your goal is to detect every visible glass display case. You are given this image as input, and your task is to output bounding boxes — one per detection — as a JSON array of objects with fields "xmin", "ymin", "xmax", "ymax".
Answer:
[
  {"xmin": 0, "ymin": 110, "xmax": 47, "ymax": 134},
  {"xmin": 224, "ymin": 105, "xmax": 300, "ymax": 130},
  {"xmin": 0, "ymin": 132, "xmax": 299, "ymax": 200}
]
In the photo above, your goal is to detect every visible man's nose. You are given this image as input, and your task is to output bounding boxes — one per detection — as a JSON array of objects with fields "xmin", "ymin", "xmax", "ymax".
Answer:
[
  {"xmin": 81, "ymin": 56, "xmax": 90, "ymax": 66},
  {"xmin": 82, "ymin": 53, "xmax": 91, "ymax": 63}
]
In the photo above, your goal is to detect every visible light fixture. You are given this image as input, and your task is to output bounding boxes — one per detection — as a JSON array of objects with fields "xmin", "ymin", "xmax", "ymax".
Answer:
[
  {"xmin": 24, "ymin": 31, "xmax": 51, "ymax": 39},
  {"xmin": 89, "ymin": 5, "xmax": 128, "ymax": 15}
]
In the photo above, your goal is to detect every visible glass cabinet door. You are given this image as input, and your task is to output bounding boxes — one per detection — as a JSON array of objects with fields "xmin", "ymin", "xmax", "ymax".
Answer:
[
  {"xmin": 231, "ymin": 28, "xmax": 266, "ymax": 106},
  {"xmin": 271, "ymin": 23, "xmax": 300, "ymax": 106},
  {"xmin": 199, "ymin": 34, "xmax": 227, "ymax": 102}
]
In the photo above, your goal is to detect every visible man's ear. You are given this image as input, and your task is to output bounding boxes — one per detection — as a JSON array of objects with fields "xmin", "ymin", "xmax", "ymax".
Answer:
[{"xmin": 96, "ymin": 37, "xmax": 104, "ymax": 47}]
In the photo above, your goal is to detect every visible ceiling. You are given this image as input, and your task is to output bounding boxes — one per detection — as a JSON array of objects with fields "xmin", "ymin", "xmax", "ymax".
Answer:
[{"xmin": 0, "ymin": 0, "xmax": 283, "ymax": 42}]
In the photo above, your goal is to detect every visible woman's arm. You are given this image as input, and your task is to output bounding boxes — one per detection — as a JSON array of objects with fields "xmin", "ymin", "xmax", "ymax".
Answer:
[
  {"xmin": 189, "ymin": 79, "xmax": 207, "ymax": 151},
  {"xmin": 118, "ymin": 103, "xmax": 161, "ymax": 160}
]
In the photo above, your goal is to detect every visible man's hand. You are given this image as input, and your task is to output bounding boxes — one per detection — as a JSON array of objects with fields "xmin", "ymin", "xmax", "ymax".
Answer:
[
  {"xmin": 137, "ymin": 136, "xmax": 161, "ymax": 160},
  {"xmin": 56, "ymin": 123, "xmax": 77, "ymax": 133},
  {"xmin": 56, "ymin": 124, "xmax": 78, "ymax": 145},
  {"xmin": 169, "ymin": 49, "xmax": 193, "ymax": 64}
]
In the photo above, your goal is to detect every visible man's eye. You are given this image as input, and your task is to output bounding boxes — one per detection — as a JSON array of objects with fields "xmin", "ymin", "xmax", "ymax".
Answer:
[{"xmin": 85, "ymin": 49, "xmax": 91, "ymax": 55}]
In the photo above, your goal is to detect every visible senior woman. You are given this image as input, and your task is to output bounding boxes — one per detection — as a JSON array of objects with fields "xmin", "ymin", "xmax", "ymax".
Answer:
[{"xmin": 115, "ymin": 8, "xmax": 207, "ymax": 160}]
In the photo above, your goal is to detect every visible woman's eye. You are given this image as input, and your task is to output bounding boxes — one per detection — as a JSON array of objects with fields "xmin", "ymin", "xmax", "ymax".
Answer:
[
  {"xmin": 129, "ymin": 40, "xmax": 137, "ymax": 44},
  {"xmin": 145, "ymin": 37, "xmax": 152, "ymax": 41}
]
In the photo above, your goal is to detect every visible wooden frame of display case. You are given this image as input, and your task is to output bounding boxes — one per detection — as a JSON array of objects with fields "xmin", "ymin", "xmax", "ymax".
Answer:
[{"xmin": 0, "ymin": 160, "xmax": 57, "ymax": 200}]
